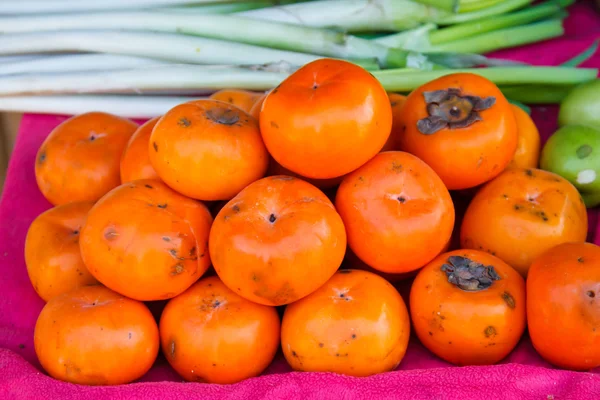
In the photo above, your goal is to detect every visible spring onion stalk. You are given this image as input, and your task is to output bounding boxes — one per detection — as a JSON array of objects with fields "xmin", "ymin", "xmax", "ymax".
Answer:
[
  {"xmin": 0, "ymin": 0, "xmax": 263, "ymax": 14},
  {"xmin": 434, "ymin": 0, "xmax": 532, "ymax": 25},
  {"xmin": 0, "ymin": 65, "xmax": 595, "ymax": 97},
  {"xmin": 0, "ymin": 95, "xmax": 206, "ymax": 118},
  {"xmin": 164, "ymin": 0, "xmax": 308, "ymax": 13},
  {"xmin": 428, "ymin": 0, "xmax": 573, "ymax": 44},
  {"xmin": 374, "ymin": 24, "xmax": 437, "ymax": 50},
  {"xmin": 0, "ymin": 54, "xmax": 174, "ymax": 76},
  {"xmin": 500, "ymin": 85, "xmax": 576, "ymax": 104},
  {"xmin": 0, "ymin": 55, "xmax": 46, "ymax": 64},
  {"xmin": 411, "ymin": 0, "xmax": 505, "ymax": 13},
  {"xmin": 0, "ymin": 13, "xmax": 424, "ymax": 69},
  {"xmin": 0, "ymin": 31, "xmax": 329, "ymax": 67},
  {"xmin": 427, "ymin": 19, "xmax": 565, "ymax": 54},
  {"xmin": 561, "ymin": 39, "xmax": 599, "ymax": 67},
  {"xmin": 374, "ymin": 66, "xmax": 598, "ymax": 91}
]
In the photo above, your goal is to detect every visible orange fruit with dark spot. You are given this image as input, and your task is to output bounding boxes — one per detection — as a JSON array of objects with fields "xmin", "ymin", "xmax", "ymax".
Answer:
[
  {"xmin": 336, "ymin": 151, "xmax": 455, "ymax": 274},
  {"xmin": 35, "ymin": 112, "xmax": 138, "ymax": 205},
  {"xmin": 159, "ymin": 275, "xmax": 280, "ymax": 383},
  {"xmin": 209, "ymin": 89, "xmax": 262, "ymax": 113},
  {"xmin": 410, "ymin": 249, "xmax": 526, "ymax": 366},
  {"xmin": 25, "ymin": 201, "xmax": 99, "ymax": 302},
  {"xmin": 34, "ymin": 285, "xmax": 159, "ymax": 385},
  {"xmin": 398, "ymin": 73, "xmax": 518, "ymax": 190},
  {"xmin": 149, "ymin": 100, "xmax": 269, "ymax": 201},
  {"xmin": 209, "ymin": 175, "xmax": 347, "ymax": 306},
  {"xmin": 527, "ymin": 242, "xmax": 600, "ymax": 371},
  {"xmin": 506, "ymin": 104, "xmax": 541, "ymax": 170},
  {"xmin": 80, "ymin": 179, "xmax": 213, "ymax": 301},
  {"xmin": 120, "ymin": 117, "xmax": 161, "ymax": 183},
  {"xmin": 260, "ymin": 58, "xmax": 392, "ymax": 179},
  {"xmin": 460, "ymin": 168, "xmax": 588, "ymax": 277},
  {"xmin": 281, "ymin": 269, "xmax": 410, "ymax": 376}
]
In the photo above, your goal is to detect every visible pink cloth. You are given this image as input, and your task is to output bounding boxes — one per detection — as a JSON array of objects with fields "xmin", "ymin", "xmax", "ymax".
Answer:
[{"xmin": 1, "ymin": 2, "xmax": 600, "ymax": 399}]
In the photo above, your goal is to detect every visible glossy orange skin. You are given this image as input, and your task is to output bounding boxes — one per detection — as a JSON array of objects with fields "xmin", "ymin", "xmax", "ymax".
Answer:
[
  {"xmin": 80, "ymin": 179, "xmax": 213, "ymax": 301},
  {"xmin": 260, "ymin": 58, "xmax": 392, "ymax": 179},
  {"xmin": 398, "ymin": 73, "xmax": 518, "ymax": 190},
  {"xmin": 281, "ymin": 269, "xmax": 410, "ymax": 376},
  {"xmin": 506, "ymin": 104, "xmax": 541, "ymax": 169},
  {"xmin": 149, "ymin": 100, "xmax": 269, "ymax": 201},
  {"xmin": 341, "ymin": 247, "xmax": 415, "ymax": 283},
  {"xmin": 460, "ymin": 168, "xmax": 588, "ymax": 277},
  {"xmin": 267, "ymin": 158, "xmax": 345, "ymax": 190},
  {"xmin": 25, "ymin": 201, "xmax": 99, "ymax": 302},
  {"xmin": 336, "ymin": 151, "xmax": 455, "ymax": 274},
  {"xmin": 160, "ymin": 276, "xmax": 280, "ymax": 383},
  {"xmin": 527, "ymin": 242, "xmax": 600, "ymax": 371},
  {"xmin": 34, "ymin": 285, "xmax": 159, "ymax": 385},
  {"xmin": 209, "ymin": 175, "xmax": 347, "ymax": 306},
  {"xmin": 35, "ymin": 112, "xmax": 138, "ymax": 205},
  {"xmin": 209, "ymin": 89, "xmax": 262, "ymax": 113},
  {"xmin": 120, "ymin": 117, "xmax": 161, "ymax": 183},
  {"xmin": 386, "ymin": 93, "xmax": 407, "ymax": 151},
  {"xmin": 410, "ymin": 249, "xmax": 526, "ymax": 366}
]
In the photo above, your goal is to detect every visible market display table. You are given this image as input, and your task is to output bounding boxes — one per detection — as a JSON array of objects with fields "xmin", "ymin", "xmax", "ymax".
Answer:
[{"xmin": 0, "ymin": 2, "xmax": 599, "ymax": 399}]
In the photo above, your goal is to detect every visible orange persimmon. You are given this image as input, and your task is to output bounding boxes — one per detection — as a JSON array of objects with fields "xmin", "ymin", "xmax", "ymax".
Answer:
[
  {"xmin": 260, "ymin": 58, "xmax": 392, "ymax": 179},
  {"xmin": 120, "ymin": 117, "xmax": 161, "ymax": 183},
  {"xmin": 35, "ymin": 112, "xmax": 138, "ymax": 205},
  {"xmin": 527, "ymin": 242, "xmax": 600, "ymax": 371},
  {"xmin": 80, "ymin": 179, "xmax": 213, "ymax": 301},
  {"xmin": 34, "ymin": 285, "xmax": 159, "ymax": 385},
  {"xmin": 209, "ymin": 89, "xmax": 262, "ymax": 113},
  {"xmin": 149, "ymin": 99, "xmax": 269, "ymax": 201},
  {"xmin": 209, "ymin": 175, "xmax": 347, "ymax": 306},
  {"xmin": 460, "ymin": 168, "xmax": 588, "ymax": 277},
  {"xmin": 507, "ymin": 104, "xmax": 541, "ymax": 169},
  {"xmin": 160, "ymin": 276, "xmax": 280, "ymax": 384},
  {"xmin": 281, "ymin": 269, "xmax": 411, "ymax": 376},
  {"xmin": 249, "ymin": 91, "xmax": 268, "ymax": 120},
  {"xmin": 336, "ymin": 151, "xmax": 455, "ymax": 274},
  {"xmin": 410, "ymin": 249, "xmax": 526, "ymax": 366},
  {"xmin": 386, "ymin": 92, "xmax": 407, "ymax": 151},
  {"xmin": 25, "ymin": 201, "xmax": 99, "ymax": 302},
  {"xmin": 398, "ymin": 73, "xmax": 518, "ymax": 190}
]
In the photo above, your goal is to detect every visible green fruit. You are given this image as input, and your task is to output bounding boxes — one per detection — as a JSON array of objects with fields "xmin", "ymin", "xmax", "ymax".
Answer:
[
  {"xmin": 558, "ymin": 79, "xmax": 600, "ymax": 129},
  {"xmin": 582, "ymin": 191, "xmax": 600, "ymax": 208},
  {"xmin": 540, "ymin": 124, "xmax": 600, "ymax": 194}
]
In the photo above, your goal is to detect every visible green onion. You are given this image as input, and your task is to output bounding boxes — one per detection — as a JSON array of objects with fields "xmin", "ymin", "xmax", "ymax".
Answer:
[
  {"xmin": 0, "ymin": 54, "xmax": 173, "ymax": 75},
  {"xmin": 374, "ymin": 23, "xmax": 437, "ymax": 50},
  {"xmin": 410, "ymin": 0, "xmax": 505, "ymax": 13},
  {"xmin": 0, "ymin": 95, "xmax": 206, "ymax": 118},
  {"xmin": 0, "ymin": 12, "xmax": 423, "ymax": 69},
  {"xmin": 561, "ymin": 39, "xmax": 600, "ymax": 67},
  {"xmin": 429, "ymin": 0, "xmax": 573, "ymax": 44},
  {"xmin": 164, "ymin": 0, "xmax": 308, "ymax": 14},
  {"xmin": 427, "ymin": 18, "xmax": 565, "ymax": 54},
  {"xmin": 500, "ymin": 85, "xmax": 576, "ymax": 103},
  {"xmin": 435, "ymin": 0, "xmax": 532, "ymax": 24},
  {"xmin": 0, "ymin": 0, "xmax": 264, "ymax": 14}
]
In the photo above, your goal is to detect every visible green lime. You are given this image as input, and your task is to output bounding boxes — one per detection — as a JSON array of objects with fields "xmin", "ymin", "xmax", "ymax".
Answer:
[
  {"xmin": 558, "ymin": 79, "xmax": 600, "ymax": 130},
  {"xmin": 540, "ymin": 124, "xmax": 600, "ymax": 194}
]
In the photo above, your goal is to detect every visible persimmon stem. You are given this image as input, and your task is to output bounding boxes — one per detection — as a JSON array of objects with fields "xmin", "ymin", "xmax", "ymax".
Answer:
[
  {"xmin": 428, "ymin": 18, "xmax": 565, "ymax": 54},
  {"xmin": 441, "ymin": 256, "xmax": 501, "ymax": 292}
]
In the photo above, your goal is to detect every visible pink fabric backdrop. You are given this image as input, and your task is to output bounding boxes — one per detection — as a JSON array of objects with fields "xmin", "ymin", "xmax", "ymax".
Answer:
[{"xmin": 1, "ymin": 2, "xmax": 599, "ymax": 399}]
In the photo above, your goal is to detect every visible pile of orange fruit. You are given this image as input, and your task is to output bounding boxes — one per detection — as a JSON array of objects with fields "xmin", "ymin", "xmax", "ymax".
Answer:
[{"xmin": 25, "ymin": 58, "xmax": 599, "ymax": 386}]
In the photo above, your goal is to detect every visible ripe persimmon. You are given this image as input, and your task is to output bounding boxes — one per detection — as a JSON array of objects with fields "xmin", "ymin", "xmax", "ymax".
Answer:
[
  {"xmin": 120, "ymin": 117, "xmax": 161, "ymax": 183},
  {"xmin": 336, "ymin": 151, "xmax": 454, "ymax": 274},
  {"xmin": 410, "ymin": 249, "xmax": 526, "ymax": 366},
  {"xmin": 35, "ymin": 112, "xmax": 138, "ymax": 205},
  {"xmin": 80, "ymin": 179, "xmax": 213, "ymax": 301},
  {"xmin": 281, "ymin": 269, "xmax": 410, "ymax": 376},
  {"xmin": 149, "ymin": 100, "xmax": 269, "ymax": 201},
  {"xmin": 460, "ymin": 168, "xmax": 588, "ymax": 277},
  {"xmin": 160, "ymin": 276, "xmax": 280, "ymax": 384},
  {"xmin": 209, "ymin": 175, "xmax": 346, "ymax": 306},
  {"xmin": 249, "ymin": 92, "xmax": 268, "ymax": 120},
  {"xmin": 386, "ymin": 92, "xmax": 407, "ymax": 151},
  {"xmin": 34, "ymin": 285, "xmax": 159, "ymax": 385},
  {"xmin": 527, "ymin": 242, "xmax": 600, "ymax": 370},
  {"xmin": 25, "ymin": 201, "xmax": 99, "ymax": 302},
  {"xmin": 260, "ymin": 58, "xmax": 392, "ymax": 179},
  {"xmin": 507, "ymin": 104, "xmax": 540, "ymax": 170},
  {"xmin": 398, "ymin": 73, "xmax": 518, "ymax": 190},
  {"xmin": 266, "ymin": 158, "xmax": 345, "ymax": 190},
  {"xmin": 209, "ymin": 89, "xmax": 262, "ymax": 113}
]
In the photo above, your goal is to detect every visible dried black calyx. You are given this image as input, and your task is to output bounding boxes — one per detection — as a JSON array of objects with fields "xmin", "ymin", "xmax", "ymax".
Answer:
[
  {"xmin": 441, "ymin": 255, "xmax": 501, "ymax": 291},
  {"xmin": 417, "ymin": 88, "xmax": 496, "ymax": 135},
  {"xmin": 206, "ymin": 107, "xmax": 240, "ymax": 126}
]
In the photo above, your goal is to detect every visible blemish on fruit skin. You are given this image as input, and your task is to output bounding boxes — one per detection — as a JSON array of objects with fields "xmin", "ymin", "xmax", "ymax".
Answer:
[
  {"xmin": 270, "ymin": 121, "xmax": 279, "ymax": 129},
  {"xmin": 484, "ymin": 326, "xmax": 497, "ymax": 337},
  {"xmin": 103, "ymin": 227, "xmax": 119, "ymax": 241},
  {"xmin": 291, "ymin": 350, "xmax": 298, "ymax": 357},
  {"xmin": 157, "ymin": 203, "xmax": 167, "ymax": 209},
  {"xmin": 339, "ymin": 270, "xmax": 352, "ymax": 274},
  {"xmin": 391, "ymin": 162, "xmax": 403, "ymax": 173},
  {"xmin": 501, "ymin": 291, "xmax": 516, "ymax": 309},
  {"xmin": 177, "ymin": 117, "xmax": 191, "ymax": 127},
  {"xmin": 169, "ymin": 340, "xmax": 176, "ymax": 359},
  {"xmin": 171, "ymin": 263, "xmax": 184, "ymax": 275},
  {"xmin": 578, "ymin": 257, "xmax": 584, "ymax": 263},
  {"xmin": 587, "ymin": 291, "xmax": 596, "ymax": 298},
  {"xmin": 153, "ymin": 142, "xmax": 158, "ymax": 152},
  {"xmin": 38, "ymin": 152, "xmax": 46, "ymax": 164},
  {"xmin": 319, "ymin": 343, "xmax": 324, "ymax": 348},
  {"xmin": 525, "ymin": 169, "xmax": 534, "ymax": 177},
  {"xmin": 145, "ymin": 184, "xmax": 153, "ymax": 189}
]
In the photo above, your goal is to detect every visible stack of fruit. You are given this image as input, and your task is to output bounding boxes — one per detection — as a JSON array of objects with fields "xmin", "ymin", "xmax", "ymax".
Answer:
[{"xmin": 24, "ymin": 58, "xmax": 599, "ymax": 386}]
